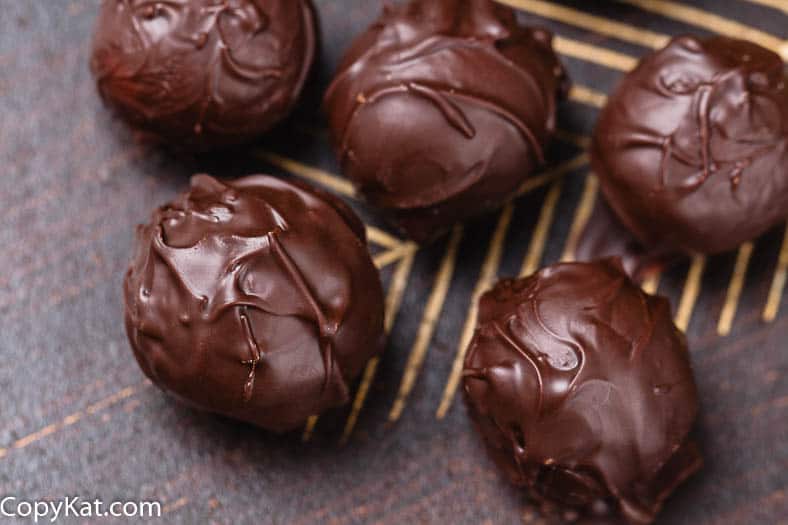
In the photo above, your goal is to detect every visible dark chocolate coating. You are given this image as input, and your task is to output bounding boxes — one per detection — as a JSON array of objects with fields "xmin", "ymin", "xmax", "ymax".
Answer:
[
  {"xmin": 324, "ymin": 0, "xmax": 569, "ymax": 242},
  {"xmin": 90, "ymin": 0, "xmax": 316, "ymax": 151},
  {"xmin": 123, "ymin": 174, "xmax": 385, "ymax": 432},
  {"xmin": 462, "ymin": 259, "xmax": 701, "ymax": 524},
  {"xmin": 592, "ymin": 36, "xmax": 788, "ymax": 255}
]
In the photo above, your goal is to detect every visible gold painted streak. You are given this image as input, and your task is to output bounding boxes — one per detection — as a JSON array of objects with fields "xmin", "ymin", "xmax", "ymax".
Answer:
[
  {"xmin": 620, "ymin": 0, "xmax": 788, "ymax": 60},
  {"xmin": 742, "ymin": 0, "xmax": 788, "ymax": 15},
  {"xmin": 554, "ymin": 129, "xmax": 591, "ymax": 149},
  {"xmin": 301, "ymin": 415, "xmax": 319, "ymax": 443},
  {"xmin": 520, "ymin": 181, "xmax": 565, "ymax": 277},
  {"xmin": 717, "ymin": 242, "xmax": 755, "ymax": 336},
  {"xmin": 568, "ymin": 85, "xmax": 608, "ymax": 109},
  {"xmin": 0, "ymin": 383, "xmax": 144, "ymax": 460},
  {"xmin": 641, "ymin": 273, "xmax": 661, "ymax": 295},
  {"xmin": 674, "ymin": 255, "xmax": 707, "ymax": 332},
  {"xmin": 373, "ymin": 242, "xmax": 418, "ymax": 269},
  {"xmin": 256, "ymin": 151, "xmax": 357, "ymax": 198},
  {"xmin": 515, "ymin": 152, "xmax": 589, "ymax": 198},
  {"xmin": 366, "ymin": 226, "xmax": 403, "ymax": 250},
  {"xmin": 763, "ymin": 224, "xmax": 788, "ymax": 322},
  {"xmin": 498, "ymin": 0, "xmax": 670, "ymax": 49},
  {"xmin": 560, "ymin": 175, "xmax": 599, "ymax": 263},
  {"xmin": 162, "ymin": 497, "xmax": 189, "ymax": 514},
  {"xmin": 435, "ymin": 206, "xmax": 515, "ymax": 420},
  {"xmin": 340, "ymin": 249, "xmax": 417, "ymax": 444},
  {"xmin": 553, "ymin": 36, "xmax": 637, "ymax": 72},
  {"xmin": 388, "ymin": 226, "xmax": 464, "ymax": 422}
]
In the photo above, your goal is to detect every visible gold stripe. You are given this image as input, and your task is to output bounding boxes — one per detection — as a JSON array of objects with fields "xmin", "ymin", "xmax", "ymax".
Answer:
[
  {"xmin": 301, "ymin": 415, "xmax": 319, "ymax": 443},
  {"xmin": 553, "ymin": 36, "xmax": 637, "ymax": 71},
  {"xmin": 435, "ymin": 205, "xmax": 515, "ymax": 420},
  {"xmin": 641, "ymin": 273, "xmax": 661, "ymax": 295},
  {"xmin": 569, "ymin": 85, "xmax": 608, "ymax": 109},
  {"xmin": 621, "ymin": 0, "xmax": 787, "ymax": 60},
  {"xmin": 388, "ymin": 226, "xmax": 464, "ymax": 422},
  {"xmin": 365, "ymin": 226, "xmax": 403, "ymax": 249},
  {"xmin": 554, "ymin": 129, "xmax": 591, "ymax": 150},
  {"xmin": 162, "ymin": 497, "xmax": 189, "ymax": 514},
  {"xmin": 742, "ymin": 0, "xmax": 788, "ymax": 15},
  {"xmin": 373, "ymin": 242, "xmax": 417, "ymax": 269},
  {"xmin": 718, "ymin": 242, "xmax": 755, "ymax": 336},
  {"xmin": 340, "ymin": 250, "xmax": 416, "ymax": 444},
  {"xmin": 516, "ymin": 152, "xmax": 589, "ymax": 198},
  {"xmin": 499, "ymin": 0, "xmax": 669, "ymax": 49},
  {"xmin": 256, "ymin": 151, "xmax": 357, "ymax": 198},
  {"xmin": 561, "ymin": 175, "xmax": 599, "ymax": 262},
  {"xmin": 0, "ymin": 385, "xmax": 141, "ymax": 460},
  {"xmin": 763, "ymin": 224, "xmax": 788, "ymax": 322},
  {"xmin": 520, "ymin": 181, "xmax": 564, "ymax": 277},
  {"xmin": 674, "ymin": 255, "xmax": 707, "ymax": 332}
]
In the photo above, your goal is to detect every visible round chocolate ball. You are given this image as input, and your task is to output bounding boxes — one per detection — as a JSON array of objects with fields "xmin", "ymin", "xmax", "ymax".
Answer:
[
  {"xmin": 90, "ymin": 0, "xmax": 316, "ymax": 151},
  {"xmin": 462, "ymin": 259, "xmax": 701, "ymax": 524},
  {"xmin": 592, "ymin": 36, "xmax": 788, "ymax": 255},
  {"xmin": 123, "ymin": 174, "xmax": 385, "ymax": 432},
  {"xmin": 324, "ymin": 0, "xmax": 569, "ymax": 242}
]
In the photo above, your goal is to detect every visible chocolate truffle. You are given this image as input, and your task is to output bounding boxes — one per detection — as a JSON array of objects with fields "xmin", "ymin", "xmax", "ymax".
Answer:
[
  {"xmin": 592, "ymin": 36, "xmax": 788, "ymax": 255},
  {"xmin": 123, "ymin": 174, "xmax": 385, "ymax": 432},
  {"xmin": 462, "ymin": 259, "xmax": 701, "ymax": 524},
  {"xmin": 90, "ymin": 0, "xmax": 316, "ymax": 151},
  {"xmin": 324, "ymin": 0, "xmax": 569, "ymax": 242}
]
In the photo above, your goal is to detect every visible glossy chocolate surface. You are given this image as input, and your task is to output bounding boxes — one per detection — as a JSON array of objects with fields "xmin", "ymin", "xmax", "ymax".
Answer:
[
  {"xmin": 123, "ymin": 174, "xmax": 385, "ymax": 432},
  {"xmin": 592, "ymin": 36, "xmax": 788, "ymax": 255},
  {"xmin": 324, "ymin": 0, "xmax": 568, "ymax": 242},
  {"xmin": 463, "ymin": 259, "xmax": 701, "ymax": 524},
  {"xmin": 90, "ymin": 0, "xmax": 316, "ymax": 150}
]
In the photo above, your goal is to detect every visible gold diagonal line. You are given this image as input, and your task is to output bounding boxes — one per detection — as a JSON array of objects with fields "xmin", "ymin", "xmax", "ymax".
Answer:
[
  {"xmin": 569, "ymin": 85, "xmax": 608, "ymax": 109},
  {"xmin": 162, "ymin": 497, "xmax": 190, "ymax": 514},
  {"xmin": 256, "ymin": 151, "xmax": 357, "ymax": 198},
  {"xmin": 389, "ymin": 226, "xmax": 464, "ymax": 422},
  {"xmin": 763, "ymin": 223, "xmax": 788, "ymax": 322},
  {"xmin": 641, "ymin": 273, "xmax": 661, "ymax": 295},
  {"xmin": 674, "ymin": 255, "xmax": 707, "ymax": 332},
  {"xmin": 554, "ymin": 129, "xmax": 592, "ymax": 149},
  {"xmin": 436, "ymin": 204, "xmax": 514, "ymax": 420},
  {"xmin": 620, "ymin": 0, "xmax": 788, "ymax": 60},
  {"xmin": 366, "ymin": 226, "xmax": 403, "ymax": 250},
  {"xmin": 520, "ymin": 180, "xmax": 564, "ymax": 277},
  {"xmin": 561, "ymin": 175, "xmax": 599, "ymax": 262},
  {"xmin": 340, "ymin": 249, "xmax": 416, "ymax": 444},
  {"xmin": 301, "ymin": 415, "xmax": 319, "ymax": 443},
  {"xmin": 373, "ymin": 242, "xmax": 417, "ymax": 269},
  {"xmin": 499, "ymin": 0, "xmax": 670, "ymax": 49},
  {"xmin": 742, "ymin": 0, "xmax": 788, "ymax": 15},
  {"xmin": 553, "ymin": 35, "xmax": 637, "ymax": 72},
  {"xmin": 516, "ymin": 152, "xmax": 589, "ymax": 198},
  {"xmin": 0, "ymin": 383, "xmax": 144, "ymax": 460},
  {"xmin": 718, "ymin": 242, "xmax": 755, "ymax": 336}
]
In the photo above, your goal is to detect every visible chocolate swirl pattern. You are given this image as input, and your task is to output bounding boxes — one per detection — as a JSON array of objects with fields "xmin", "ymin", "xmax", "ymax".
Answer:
[
  {"xmin": 462, "ymin": 259, "xmax": 701, "ymax": 524},
  {"xmin": 91, "ymin": 0, "xmax": 316, "ymax": 150},
  {"xmin": 324, "ymin": 0, "xmax": 569, "ymax": 242},
  {"xmin": 592, "ymin": 36, "xmax": 788, "ymax": 255},
  {"xmin": 123, "ymin": 175, "xmax": 385, "ymax": 432}
]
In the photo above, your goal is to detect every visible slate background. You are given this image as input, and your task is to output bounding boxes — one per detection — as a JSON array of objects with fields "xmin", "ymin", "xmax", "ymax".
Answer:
[{"xmin": 0, "ymin": 1, "xmax": 786, "ymax": 524}]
